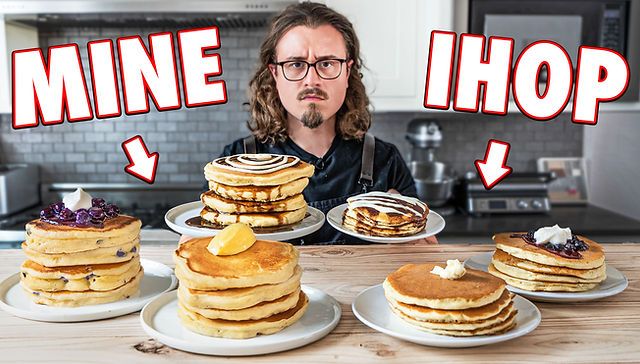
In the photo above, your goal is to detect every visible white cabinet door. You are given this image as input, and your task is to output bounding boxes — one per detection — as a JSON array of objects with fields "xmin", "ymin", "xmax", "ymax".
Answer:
[
  {"xmin": 0, "ymin": 17, "xmax": 39, "ymax": 114},
  {"xmin": 324, "ymin": 0, "xmax": 454, "ymax": 111}
]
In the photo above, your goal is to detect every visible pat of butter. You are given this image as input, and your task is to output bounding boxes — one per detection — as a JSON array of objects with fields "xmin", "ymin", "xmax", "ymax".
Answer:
[
  {"xmin": 431, "ymin": 259, "xmax": 466, "ymax": 279},
  {"xmin": 62, "ymin": 188, "xmax": 93, "ymax": 212},
  {"xmin": 208, "ymin": 223, "xmax": 256, "ymax": 256},
  {"xmin": 534, "ymin": 224, "xmax": 572, "ymax": 246}
]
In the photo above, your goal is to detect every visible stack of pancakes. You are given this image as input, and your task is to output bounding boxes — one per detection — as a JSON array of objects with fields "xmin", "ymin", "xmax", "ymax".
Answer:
[
  {"xmin": 20, "ymin": 216, "xmax": 143, "ymax": 306},
  {"xmin": 202, "ymin": 154, "xmax": 315, "ymax": 228},
  {"xmin": 342, "ymin": 191, "xmax": 429, "ymax": 237},
  {"xmin": 489, "ymin": 233, "xmax": 607, "ymax": 292},
  {"xmin": 384, "ymin": 263, "xmax": 517, "ymax": 336},
  {"xmin": 174, "ymin": 237, "xmax": 308, "ymax": 339}
]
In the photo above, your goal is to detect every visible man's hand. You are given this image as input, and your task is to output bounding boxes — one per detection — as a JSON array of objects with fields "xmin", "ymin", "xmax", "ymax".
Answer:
[{"xmin": 386, "ymin": 188, "xmax": 439, "ymax": 244}]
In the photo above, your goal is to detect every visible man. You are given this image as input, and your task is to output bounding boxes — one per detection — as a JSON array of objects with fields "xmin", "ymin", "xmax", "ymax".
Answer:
[{"xmin": 219, "ymin": 2, "xmax": 436, "ymax": 244}]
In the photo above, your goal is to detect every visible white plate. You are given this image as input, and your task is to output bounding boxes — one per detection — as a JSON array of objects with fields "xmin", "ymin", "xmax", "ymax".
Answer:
[
  {"xmin": 326, "ymin": 203, "xmax": 445, "ymax": 243},
  {"xmin": 352, "ymin": 284, "xmax": 541, "ymax": 348},
  {"xmin": 464, "ymin": 252, "xmax": 628, "ymax": 303},
  {"xmin": 165, "ymin": 201, "xmax": 325, "ymax": 240},
  {"xmin": 0, "ymin": 259, "xmax": 177, "ymax": 322},
  {"xmin": 140, "ymin": 285, "xmax": 341, "ymax": 356}
]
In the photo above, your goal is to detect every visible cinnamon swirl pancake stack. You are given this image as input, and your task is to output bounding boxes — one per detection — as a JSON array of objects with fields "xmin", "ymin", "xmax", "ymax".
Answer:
[
  {"xmin": 202, "ymin": 154, "xmax": 315, "ymax": 228},
  {"xmin": 342, "ymin": 192, "xmax": 429, "ymax": 237}
]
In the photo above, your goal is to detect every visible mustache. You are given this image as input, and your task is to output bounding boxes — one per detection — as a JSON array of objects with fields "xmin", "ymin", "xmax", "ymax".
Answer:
[{"xmin": 297, "ymin": 88, "xmax": 328, "ymax": 100}]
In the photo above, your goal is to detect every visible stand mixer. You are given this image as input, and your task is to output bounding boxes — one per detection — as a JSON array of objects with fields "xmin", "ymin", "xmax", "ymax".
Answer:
[{"xmin": 405, "ymin": 119, "xmax": 455, "ymax": 210}]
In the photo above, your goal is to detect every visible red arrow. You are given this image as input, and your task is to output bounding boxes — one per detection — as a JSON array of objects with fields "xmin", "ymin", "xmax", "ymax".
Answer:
[
  {"xmin": 474, "ymin": 139, "xmax": 512, "ymax": 190},
  {"xmin": 121, "ymin": 135, "xmax": 159, "ymax": 184}
]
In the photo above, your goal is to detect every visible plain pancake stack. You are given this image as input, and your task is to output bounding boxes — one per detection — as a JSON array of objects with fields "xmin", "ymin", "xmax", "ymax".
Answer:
[
  {"xmin": 174, "ymin": 237, "xmax": 308, "ymax": 339},
  {"xmin": 342, "ymin": 191, "xmax": 429, "ymax": 237},
  {"xmin": 489, "ymin": 232, "xmax": 607, "ymax": 292},
  {"xmin": 20, "ymin": 216, "xmax": 143, "ymax": 306},
  {"xmin": 202, "ymin": 154, "xmax": 315, "ymax": 228},
  {"xmin": 384, "ymin": 263, "xmax": 517, "ymax": 336}
]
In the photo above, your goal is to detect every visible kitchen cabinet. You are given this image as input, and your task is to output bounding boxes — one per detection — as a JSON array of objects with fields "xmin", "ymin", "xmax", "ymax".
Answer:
[
  {"xmin": 0, "ymin": 15, "xmax": 38, "ymax": 114},
  {"xmin": 323, "ymin": 0, "xmax": 456, "ymax": 111}
]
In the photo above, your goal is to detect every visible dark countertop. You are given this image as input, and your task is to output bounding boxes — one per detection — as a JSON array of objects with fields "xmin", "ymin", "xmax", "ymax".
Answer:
[{"xmin": 438, "ymin": 204, "xmax": 640, "ymax": 243}]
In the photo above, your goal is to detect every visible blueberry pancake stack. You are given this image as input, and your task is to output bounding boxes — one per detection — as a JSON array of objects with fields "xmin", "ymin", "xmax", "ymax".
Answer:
[
  {"xmin": 489, "ymin": 226, "xmax": 607, "ymax": 292},
  {"xmin": 20, "ymin": 189, "xmax": 143, "ymax": 307}
]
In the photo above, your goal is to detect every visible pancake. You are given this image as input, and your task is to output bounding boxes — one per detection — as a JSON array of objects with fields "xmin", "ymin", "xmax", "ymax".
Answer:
[
  {"xmin": 178, "ymin": 265, "xmax": 302, "ymax": 310},
  {"xmin": 21, "ymin": 257, "xmax": 141, "ymax": 292},
  {"xmin": 180, "ymin": 288, "xmax": 301, "ymax": 321},
  {"xmin": 392, "ymin": 301, "xmax": 516, "ymax": 331},
  {"xmin": 208, "ymin": 178, "xmax": 309, "ymax": 202},
  {"xmin": 25, "ymin": 215, "xmax": 141, "ymax": 239},
  {"xmin": 205, "ymin": 154, "xmax": 314, "ymax": 186},
  {"xmin": 22, "ymin": 240, "xmax": 139, "ymax": 267},
  {"xmin": 342, "ymin": 209, "xmax": 425, "ymax": 237},
  {"xmin": 493, "ymin": 232, "xmax": 605, "ymax": 269},
  {"xmin": 384, "ymin": 263, "xmax": 505, "ymax": 309},
  {"xmin": 386, "ymin": 289, "xmax": 514, "ymax": 322},
  {"xmin": 345, "ymin": 191, "xmax": 429, "ymax": 227},
  {"xmin": 178, "ymin": 291, "xmax": 308, "ymax": 339},
  {"xmin": 492, "ymin": 249, "xmax": 606, "ymax": 280},
  {"xmin": 488, "ymin": 264, "xmax": 599, "ymax": 292},
  {"xmin": 391, "ymin": 305, "xmax": 518, "ymax": 337},
  {"xmin": 20, "ymin": 256, "xmax": 139, "ymax": 280},
  {"xmin": 200, "ymin": 205, "xmax": 306, "ymax": 228},
  {"xmin": 491, "ymin": 255, "xmax": 606, "ymax": 284},
  {"xmin": 23, "ymin": 230, "xmax": 140, "ymax": 254},
  {"xmin": 174, "ymin": 237, "xmax": 298, "ymax": 290},
  {"xmin": 22, "ymin": 268, "xmax": 143, "ymax": 306},
  {"xmin": 201, "ymin": 191, "xmax": 307, "ymax": 213}
]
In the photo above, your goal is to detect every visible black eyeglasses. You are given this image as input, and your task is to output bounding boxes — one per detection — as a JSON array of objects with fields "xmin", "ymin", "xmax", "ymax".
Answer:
[{"xmin": 273, "ymin": 59, "xmax": 347, "ymax": 81}]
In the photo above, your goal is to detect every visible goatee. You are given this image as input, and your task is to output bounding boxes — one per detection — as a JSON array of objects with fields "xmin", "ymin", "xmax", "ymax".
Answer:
[{"xmin": 300, "ymin": 103, "xmax": 324, "ymax": 129}]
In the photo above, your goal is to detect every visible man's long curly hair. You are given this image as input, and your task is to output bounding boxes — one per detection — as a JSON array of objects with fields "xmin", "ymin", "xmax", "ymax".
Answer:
[{"xmin": 247, "ymin": 2, "xmax": 371, "ymax": 145}]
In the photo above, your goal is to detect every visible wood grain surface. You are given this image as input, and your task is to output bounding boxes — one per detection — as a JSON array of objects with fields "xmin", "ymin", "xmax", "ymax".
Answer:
[{"xmin": 0, "ymin": 243, "xmax": 638, "ymax": 363}]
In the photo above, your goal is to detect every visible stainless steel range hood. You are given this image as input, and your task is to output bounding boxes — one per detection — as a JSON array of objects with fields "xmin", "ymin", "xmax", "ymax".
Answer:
[{"xmin": 0, "ymin": 0, "xmax": 295, "ymax": 28}]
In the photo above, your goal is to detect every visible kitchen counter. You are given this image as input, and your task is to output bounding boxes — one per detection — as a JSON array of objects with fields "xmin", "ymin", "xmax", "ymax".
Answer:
[
  {"xmin": 439, "ymin": 204, "xmax": 640, "ymax": 243},
  {"xmin": 1, "ymin": 243, "xmax": 639, "ymax": 363}
]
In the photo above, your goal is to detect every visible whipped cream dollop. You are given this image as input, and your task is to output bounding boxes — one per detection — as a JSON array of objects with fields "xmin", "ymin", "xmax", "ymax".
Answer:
[
  {"xmin": 62, "ymin": 188, "xmax": 93, "ymax": 212},
  {"xmin": 534, "ymin": 224, "xmax": 572, "ymax": 246},
  {"xmin": 430, "ymin": 259, "xmax": 466, "ymax": 279}
]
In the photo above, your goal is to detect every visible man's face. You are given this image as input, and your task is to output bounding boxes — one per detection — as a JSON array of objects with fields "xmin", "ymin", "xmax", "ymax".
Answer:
[{"xmin": 269, "ymin": 24, "xmax": 353, "ymax": 129}]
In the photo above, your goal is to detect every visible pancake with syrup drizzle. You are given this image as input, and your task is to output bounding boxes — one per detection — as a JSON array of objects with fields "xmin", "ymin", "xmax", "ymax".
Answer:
[
  {"xmin": 204, "ymin": 154, "xmax": 314, "ymax": 186},
  {"xmin": 208, "ymin": 178, "xmax": 309, "ymax": 202},
  {"xmin": 342, "ymin": 191, "xmax": 428, "ymax": 237},
  {"xmin": 201, "ymin": 190, "xmax": 307, "ymax": 214}
]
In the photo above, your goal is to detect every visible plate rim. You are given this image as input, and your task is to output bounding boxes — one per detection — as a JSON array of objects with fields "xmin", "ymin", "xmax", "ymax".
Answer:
[
  {"xmin": 351, "ymin": 283, "xmax": 541, "ymax": 348},
  {"xmin": 464, "ymin": 251, "xmax": 629, "ymax": 302},
  {"xmin": 165, "ymin": 201, "xmax": 326, "ymax": 240},
  {"xmin": 0, "ymin": 258, "xmax": 178, "ymax": 322},
  {"xmin": 139, "ymin": 284, "xmax": 342, "ymax": 356},
  {"xmin": 326, "ymin": 203, "xmax": 445, "ymax": 243}
]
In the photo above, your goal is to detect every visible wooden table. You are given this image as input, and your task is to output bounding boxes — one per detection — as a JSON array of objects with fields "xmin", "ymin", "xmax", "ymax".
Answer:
[{"xmin": 1, "ymin": 243, "xmax": 639, "ymax": 363}]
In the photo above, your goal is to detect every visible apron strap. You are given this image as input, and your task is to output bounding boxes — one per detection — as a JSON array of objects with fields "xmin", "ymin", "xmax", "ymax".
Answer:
[
  {"xmin": 358, "ymin": 133, "xmax": 375, "ymax": 192},
  {"xmin": 243, "ymin": 135, "xmax": 257, "ymax": 154}
]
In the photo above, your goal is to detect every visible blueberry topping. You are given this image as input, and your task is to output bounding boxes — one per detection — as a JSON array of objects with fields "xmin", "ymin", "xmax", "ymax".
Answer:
[
  {"xmin": 39, "ymin": 197, "xmax": 120, "ymax": 228},
  {"xmin": 60, "ymin": 276, "xmax": 69, "ymax": 283},
  {"xmin": 512, "ymin": 230, "xmax": 589, "ymax": 259},
  {"xmin": 130, "ymin": 246, "xmax": 137, "ymax": 253},
  {"xmin": 32, "ymin": 291, "xmax": 39, "ymax": 296},
  {"xmin": 85, "ymin": 273, "xmax": 95, "ymax": 280},
  {"xmin": 116, "ymin": 249, "xmax": 126, "ymax": 257}
]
